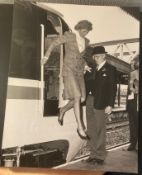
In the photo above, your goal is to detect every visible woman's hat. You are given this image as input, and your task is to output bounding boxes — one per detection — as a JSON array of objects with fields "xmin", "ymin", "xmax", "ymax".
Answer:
[{"xmin": 92, "ymin": 46, "xmax": 107, "ymax": 55}]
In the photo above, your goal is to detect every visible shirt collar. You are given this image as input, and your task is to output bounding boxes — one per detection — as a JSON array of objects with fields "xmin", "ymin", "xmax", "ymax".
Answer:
[
  {"xmin": 74, "ymin": 31, "xmax": 85, "ymax": 52},
  {"xmin": 75, "ymin": 31, "xmax": 84, "ymax": 40},
  {"xmin": 97, "ymin": 60, "xmax": 106, "ymax": 71}
]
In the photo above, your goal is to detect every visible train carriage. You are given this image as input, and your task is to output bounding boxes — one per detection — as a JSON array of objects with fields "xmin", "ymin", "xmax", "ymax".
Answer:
[{"xmin": 0, "ymin": 1, "xmax": 137, "ymax": 168}]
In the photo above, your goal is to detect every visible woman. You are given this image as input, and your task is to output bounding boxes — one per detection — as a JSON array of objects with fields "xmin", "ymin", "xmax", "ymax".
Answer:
[
  {"xmin": 127, "ymin": 55, "xmax": 139, "ymax": 151},
  {"xmin": 129, "ymin": 56, "xmax": 139, "ymax": 97},
  {"xmin": 41, "ymin": 20, "xmax": 93, "ymax": 139}
]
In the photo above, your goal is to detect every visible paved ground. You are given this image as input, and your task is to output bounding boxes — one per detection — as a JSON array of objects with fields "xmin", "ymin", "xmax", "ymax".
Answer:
[{"xmin": 55, "ymin": 145, "xmax": 138, "ymax": 174}]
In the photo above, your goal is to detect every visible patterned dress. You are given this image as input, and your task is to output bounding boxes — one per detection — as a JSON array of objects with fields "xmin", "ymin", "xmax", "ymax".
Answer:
[{"xmin": 45, "ymin": 31, "xmax": 89, "ymax": 100}]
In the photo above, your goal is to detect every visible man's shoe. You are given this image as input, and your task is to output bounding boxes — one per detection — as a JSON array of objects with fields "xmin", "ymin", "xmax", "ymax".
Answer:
[
  {"xmin": 90, "ymin": 159, "xmax": 104, "ymax": 165},
  {"xmin": 83, "ymin": 157, "xmax": 104, "ymax": 165},
  {"xmin": 127, "ymin": 145, "xmax": 136, "ymax": 151},
  {"xmin": 95, "ymin": 159, "xmax": 104, "ymax": 165},
  {"xmin": 82, "ymin": 157, "xmax": 95, "ymax": 163}
]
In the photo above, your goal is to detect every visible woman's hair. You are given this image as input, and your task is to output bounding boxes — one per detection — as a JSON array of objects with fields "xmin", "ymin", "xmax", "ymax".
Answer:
[{"xmin": 74, "ymin": 20, "xmax": 93, "ymax": 31}]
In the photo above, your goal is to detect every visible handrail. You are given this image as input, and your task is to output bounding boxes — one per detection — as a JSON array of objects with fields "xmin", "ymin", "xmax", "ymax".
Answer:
[{"xmin": 40, "ymin": 24, "xmax": 45, "ymax": 114}]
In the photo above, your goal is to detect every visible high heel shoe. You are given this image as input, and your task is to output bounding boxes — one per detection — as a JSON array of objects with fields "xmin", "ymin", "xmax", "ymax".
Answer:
[
  {"xmin": 58, "ymin": 109, "xmax": 64, "ymax": 126},
  {"xmin": 77, "ymin": 129, "xmax": 90, "ymax": 140},
  {"xmin": 58, "ymin": 117, "xmax": 63, "ymax": 126}
]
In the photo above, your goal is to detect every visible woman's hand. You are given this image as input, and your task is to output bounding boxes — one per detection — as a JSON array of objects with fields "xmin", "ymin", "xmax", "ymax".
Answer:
[
  {"xmin": 84, "ymin": 65, "xmax": 92, "ymax": 73},
  {"xmin": 40, "ymin": 56, "xmax": 48, "ymax": 65}
]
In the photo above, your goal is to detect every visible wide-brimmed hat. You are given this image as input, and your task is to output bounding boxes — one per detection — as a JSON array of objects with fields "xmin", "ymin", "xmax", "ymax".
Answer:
[{"xmin": 92, "ymin": 46, "xmax": 107, "ymax": 55}]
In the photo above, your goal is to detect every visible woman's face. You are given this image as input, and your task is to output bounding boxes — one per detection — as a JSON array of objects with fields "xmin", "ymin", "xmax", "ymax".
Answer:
[
  {"xmin": 130, "ymin": 59, "xmax": 139, "ymax": 70},
  {"xmin": 134, "ymin": 61, "xmax": 139, "ymax": 70},
  {"xmin": 78, "ymin": 29, "xmax": 89, "ymax": 38},
  {"xmin": 130, "ymin": 60, "xmax": 135, "ymax": 70}
]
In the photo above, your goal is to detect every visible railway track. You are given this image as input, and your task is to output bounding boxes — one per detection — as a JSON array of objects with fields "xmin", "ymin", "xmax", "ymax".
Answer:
[
  {"xmin": 53, "ymin": 142, "xmax": 130, "ymax": 169},
  {"xmin": 73, "ymin": 119, "xmax": 130, "ymax": 160}
]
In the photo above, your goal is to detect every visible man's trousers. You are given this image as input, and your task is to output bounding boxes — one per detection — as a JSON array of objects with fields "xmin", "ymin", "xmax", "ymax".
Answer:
[
  {"xmin": 86, "ymin": 95, "xmax": 107, "ymax": 161},
  {"xmin": 127, "ymin": 94, "xmax": 138, "ymax": 148}
]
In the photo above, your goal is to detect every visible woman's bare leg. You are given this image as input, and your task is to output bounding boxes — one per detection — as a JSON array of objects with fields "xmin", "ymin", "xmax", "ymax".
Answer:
[
  {"xmin": 73, "ymin": 97, "xmax": 87, "ymax": 137},
  {"xmin": 59, "ymin": 97, "xmax": 85, "ymax": 121},
  {"xmin": 59, "ymin": 97, "xmax": 88, "ymax": 139},
  {"xmin": 58, "ymin": 100, "xmax": 74, "ymax": 122}
]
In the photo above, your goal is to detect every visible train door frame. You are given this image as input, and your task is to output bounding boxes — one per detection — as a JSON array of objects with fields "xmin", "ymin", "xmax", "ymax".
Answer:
[{"xmin": 0, "ymin": 4, "xmax": 13, "ymax": 152}]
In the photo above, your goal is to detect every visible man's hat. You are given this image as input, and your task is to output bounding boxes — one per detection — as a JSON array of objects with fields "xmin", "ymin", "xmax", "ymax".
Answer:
[{"xmin": 92, "ymin": 46, "xmax": 107, "ymax": 55}]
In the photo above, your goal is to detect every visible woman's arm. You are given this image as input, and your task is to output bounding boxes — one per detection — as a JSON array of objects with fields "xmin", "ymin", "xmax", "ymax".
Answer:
[
  {"xmin": 41, "ymin": 32, "xmax": 69, "ymax": 64},
  {"xmin": 129, "ymin": 71, "xmax": 135, "ymax": 92},
  {"xmin": 129, "ymin": 70, "xmax": 139, "ymax": 94}
]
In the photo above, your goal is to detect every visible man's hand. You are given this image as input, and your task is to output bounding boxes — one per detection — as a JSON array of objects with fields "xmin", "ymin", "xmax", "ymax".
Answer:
[
  {"xmin": 130, "ymin": 87, "xmax": 138, "ymax": 94},
  {"xmin": 40, "ymin": 56, "xmax": 48, "ymax": 65},
  {"xmin": 105, "ymin": 106, "xmax": 112, "ymax": 115}
]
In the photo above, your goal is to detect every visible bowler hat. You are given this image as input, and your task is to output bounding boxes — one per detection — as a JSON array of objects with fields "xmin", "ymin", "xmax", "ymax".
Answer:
[{"xmin": 92, "ymin": 46, "xmax": 107, "ymax": 55}]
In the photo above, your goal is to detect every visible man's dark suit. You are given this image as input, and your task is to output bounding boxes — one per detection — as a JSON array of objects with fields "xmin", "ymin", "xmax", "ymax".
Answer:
[
  {"xmin": 93, "ymin": 62, "xmax": 117, "ymax": 109},
  {"xmin": 86, "ymin": 61, "xmax": 117, "ymax": 161}
]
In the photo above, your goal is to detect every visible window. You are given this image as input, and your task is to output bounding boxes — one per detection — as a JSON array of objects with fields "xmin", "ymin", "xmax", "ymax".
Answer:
[{"xmin": 9, "ymin": 2, "xmax": 38, "ymax": 80}]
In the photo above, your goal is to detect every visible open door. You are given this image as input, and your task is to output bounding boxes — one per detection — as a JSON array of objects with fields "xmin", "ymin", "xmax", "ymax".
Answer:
[{"xmin": 39, "ymin": 12, "xmax": 67, "ymax": 117}]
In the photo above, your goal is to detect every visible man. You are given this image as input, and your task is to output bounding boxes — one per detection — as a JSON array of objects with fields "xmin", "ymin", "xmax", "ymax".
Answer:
[{"xmin": 85, "ymin": 46, "xmax": 117, "ymax": 165}]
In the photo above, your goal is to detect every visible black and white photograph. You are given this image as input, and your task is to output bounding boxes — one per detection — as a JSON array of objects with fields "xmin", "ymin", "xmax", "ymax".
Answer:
[{"xmin": 0, "ymin": 0, "xmax": 140, "ymax": 175}]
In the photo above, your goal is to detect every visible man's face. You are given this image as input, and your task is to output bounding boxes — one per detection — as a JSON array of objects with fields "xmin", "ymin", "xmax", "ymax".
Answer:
[{"xmin": 92, "ymin": 54, "xmax": 106, "ymax": 65}]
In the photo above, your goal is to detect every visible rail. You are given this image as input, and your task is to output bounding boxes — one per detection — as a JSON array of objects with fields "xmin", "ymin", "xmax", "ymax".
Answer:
[{"xmin": 74, "ymin": 117, "xmax": 129, "ymax": 160}]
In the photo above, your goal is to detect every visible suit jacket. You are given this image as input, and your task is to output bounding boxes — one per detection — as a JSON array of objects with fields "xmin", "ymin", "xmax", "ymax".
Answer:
[
  {"xmin": 45, "ymin": 31, "xmax": 89, "ymax": 76},
  {"xmin": 91, "ymin": 62, "xmax": 117, "ymax": 110},
  {"xmin": 84, "ymin": 64, "xmax": 96, "ymax": 96}
]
